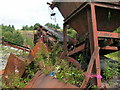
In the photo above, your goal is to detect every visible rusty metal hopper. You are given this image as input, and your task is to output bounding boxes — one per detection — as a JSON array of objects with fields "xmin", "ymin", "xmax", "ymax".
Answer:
[{"xmin": 51, "ymin": 1, "xmax": 120, "ymax": 37}]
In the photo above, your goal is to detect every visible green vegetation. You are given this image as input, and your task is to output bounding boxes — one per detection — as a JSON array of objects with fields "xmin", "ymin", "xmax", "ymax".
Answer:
[
  {"xmin": 67, "ymin": 28, "xmax": 77, "ymax": 39},
  {"xmin": 21, "ymin": 25, "xmax": 34, "ymax": 30},
  {"xmin": 21, "ymin": 23, "xmax": 42, "ymax": 30},
  {"xmin": 2, "ymin": 74, "xmax": 26, "ymax": 88},
  {"xmin": 103, "ymin": 51, "xmax": 120, "ymax": 80},
  {"xmin": 1, "ymin": 24, "xmax": 24, "ymax": 45},
  {"xmin": 103, "ymin": 61, "xmax": 119, "ymax": 80},
  {"xmin": 113, "ymin": 26, "xmax": 120, "ymax": 33},
  {"xmin": 105, "ymin": 51, "xmax": 120, "ymax": 62},
  {"xmin": 45, "ymin": 23, "xmax": 60, "ymax": 29},
  {"xmin": 3, "ymin": 31, "xmax": 24, "ymax": 45},
  {"xmin": 1, "ymin": 24, "xmax": 15, "ymax": 34},
  {"xmin": 34, "ymin": 43, "xmax": 84, "ymax": 86},
  {"xmin": 19, "ymin": 30, "xmax": 34, "ymax": 48}
]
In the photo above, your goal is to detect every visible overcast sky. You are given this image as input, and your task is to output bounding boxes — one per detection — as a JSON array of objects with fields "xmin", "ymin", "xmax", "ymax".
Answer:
[{"xmin": 0, "ymin": 0, "xmax": 64, "ymax": 29}]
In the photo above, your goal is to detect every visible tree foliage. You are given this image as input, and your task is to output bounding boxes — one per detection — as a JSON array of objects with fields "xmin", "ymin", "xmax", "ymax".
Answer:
[
  {"xmin": 45, "ymin": 23, "xmax": 60, "ymax": 29},
  {"xmin": 1, "ymin": 24, "xmax": 15, "ymax": 34},
  {"xmin": 21, "ymin": 25, "xmax": 34, "ymax": 30},
  {"xmin": 3, "ymin": 31, "xmax": 24, "ymax": 45},
  {"xmin": 1, "ymin": 24, "xmax": 24, "ymax": 45},
  {"xmin": 21, "ymin": 23, "xmax": 41, "ymax": 30}
]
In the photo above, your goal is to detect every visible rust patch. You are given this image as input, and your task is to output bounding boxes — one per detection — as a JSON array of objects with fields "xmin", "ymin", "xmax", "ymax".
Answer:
[
  {"xmin": 24, "ymin": 70, "xmax": 78, "ymax": 88},
  {"xmin": 3, "ymin": 53, "xmax": 26, "ymax": 80},
  {"xmin": 0, "ymin": 69, "xmax": 4, "ymax": 75}
]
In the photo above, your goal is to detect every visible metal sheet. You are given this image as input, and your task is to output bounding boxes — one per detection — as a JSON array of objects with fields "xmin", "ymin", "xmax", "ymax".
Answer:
[
  {"xmin": 24, "ymin": 70, "xmax": 78, "ymax": 88},
  {"xmin": 3, "ymin": 53, "xmax": 26, "ymax": 80},
  {"xmin": 51, "ymin": 2, "xmax": 120, "ymax": 37}
]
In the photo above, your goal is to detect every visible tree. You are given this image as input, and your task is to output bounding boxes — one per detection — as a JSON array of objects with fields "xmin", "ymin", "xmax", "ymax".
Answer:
[
  {"xmin": 45, "ymin": 23, "xmax": 60, "ymax": 29},
  {"xmin": 3, "ymin": 31, "xmax": 13, "ymax": 42},
  {"xmin": 29, "ymin": 26, "xmax": 34, "ymax": 30},
  {"xmin": 21, "ymin": 25, "xmax": 35, "ymax": 30},
  {"xmin": 12, "ymin": 31, "xmax": 24, "ymax": 45},
  {"xmin": 1, "ymin": 24, "xmax": 15, "ymax": 33},
  {"xmin": 34, "ymin": 23, "xmax": 41, "ymax": 27},
  {"xmin": 3, "ymin": 31, "xmax": 24, "ymax": 45},
  {"xmin": 12, "ymin": 25, "xmax": 15, "ymax": 31}
]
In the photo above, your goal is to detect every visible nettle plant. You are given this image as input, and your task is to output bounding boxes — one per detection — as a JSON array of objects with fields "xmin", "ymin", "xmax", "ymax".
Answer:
[
  {"xmin": 34, "ymin": 43, "xmax": 84, "ymax": 86},
  {"xmin": 103, "ymin": 61, "xmax": 119, "ymax": 80},
  {"xmin": 2, "ymin": 73, "xmax": 26, "ymax": 88}
]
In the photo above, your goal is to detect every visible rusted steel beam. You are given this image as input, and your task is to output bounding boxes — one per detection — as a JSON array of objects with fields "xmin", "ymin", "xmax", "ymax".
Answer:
[
  {"xmin": 2, "ymin": 41, "xmax": 30, "ymax": 52},
  {"xmin": 80, "ymin": 47, "xmax": 100, "ymax": 88},
  {"xmin": 29, "ymin": 39, "xmax": 49, "ymax": 59},
  {"xmin": 91, "ymin": 3, "xmax": 101, "ymax": 88},
  {"xmin": 98, "ymin": 31, "xmax": 120, "ymax": 39},
  {"xmin": 101, "ymin": 46, "xmax": 118, "ymax": 50},
  {"xmin": 67, "ymin": 43, "xmax": 85, "ymax": 56},
  {"xmin": 3, "ymin": 53, "xmax": 26, "ymax": 80},
  {"xmin": 87, "ymin": 3, "xmax": 101, "ymax": 88},
  {"xmin": 94, "ymin": 3, "xmax": 120, "ymax": 10},
  {"xmin": 67, "ymin": 57, "xmax": 81, "ymax": 70}
]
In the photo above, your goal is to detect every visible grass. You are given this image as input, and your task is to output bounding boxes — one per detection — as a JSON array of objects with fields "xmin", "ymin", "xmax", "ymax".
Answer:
[
  {"xmin": 19, "ymin": 30, "xmax": 34, "ymax": 48},
  {"xmin": 105, "ymin": 51, "xmax": 120, "ymax": 62}
]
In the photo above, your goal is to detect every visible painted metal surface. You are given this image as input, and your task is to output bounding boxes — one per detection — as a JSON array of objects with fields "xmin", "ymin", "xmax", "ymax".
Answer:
[
  {"xmin": 98, "ymin": 31, "xmax": 120, "ymax": 38},
  {"xmin": 101, "ymin": 46, "xmax": 118, "ymax": 50},
  {"xmin": 24, "ymin": 70, "xmax": 78, "ymax": 88}
]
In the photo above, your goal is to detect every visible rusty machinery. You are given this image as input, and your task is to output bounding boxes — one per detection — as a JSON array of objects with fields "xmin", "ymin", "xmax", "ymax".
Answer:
[
  {"xmin": 48, "ymin": 0, "xmax": 120, "ymax": 88},
  {"xmin": 2, "ymin": 1, "xmax": 120, "ymax": 89}
]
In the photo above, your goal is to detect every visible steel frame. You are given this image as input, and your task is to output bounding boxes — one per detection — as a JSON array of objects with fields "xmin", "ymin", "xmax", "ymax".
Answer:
[
  {"xmin": 98, "ymin": 31, "xmax": 120, "ymax": 39},
  {"xmin": 63, "ymin": 2, "xmax": 120, "ymax": 88}
]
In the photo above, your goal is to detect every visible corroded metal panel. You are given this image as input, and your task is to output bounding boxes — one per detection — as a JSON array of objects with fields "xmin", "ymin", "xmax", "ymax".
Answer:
[
  {"xmin": 24, "ymin": 70, "xmax": 78, "ymax": 88},
  {"xmin": 51, "ymin": 2, "xmax": 120, "ymax": 37},
  {"xmin": 3, "ymin": 53, "xmax": 26, "ymax": 80}
]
